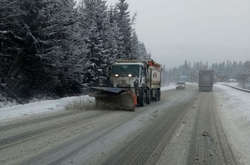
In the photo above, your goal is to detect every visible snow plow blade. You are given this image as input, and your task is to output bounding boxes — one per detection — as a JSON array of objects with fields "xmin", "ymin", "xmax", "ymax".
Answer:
[{"xmin": 90, "ymin": 87, "xmax": 137, "ymax": 111}]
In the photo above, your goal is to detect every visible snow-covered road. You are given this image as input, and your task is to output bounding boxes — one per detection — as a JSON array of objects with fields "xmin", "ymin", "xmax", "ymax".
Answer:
[
  {"xmin": 0, "ymin": 84, "xmax": 242, "ymax": 165},
  {"xmin": 1, "ymin": 84, "xmax": 249, "ymax": 165}
]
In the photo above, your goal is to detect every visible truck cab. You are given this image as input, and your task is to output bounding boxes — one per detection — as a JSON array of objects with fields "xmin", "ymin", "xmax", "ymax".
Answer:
[{"xmin": 110, "ymin": 62, "xmax": 146, "ymax": 88}]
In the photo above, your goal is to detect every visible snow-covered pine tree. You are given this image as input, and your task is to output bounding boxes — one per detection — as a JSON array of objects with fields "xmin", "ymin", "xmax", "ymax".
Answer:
[
  {"xmin": 0, "ymin": 0, "xmax": 82, "ymax": 98},
  {"xmin": 80, "ymin": 0, "xmax": 115, "ymax": 86},
  {"xmin": 39, "ymin": 0, "xmax": 84, "ymax": 95},
  {"xmin": 0, "ymin": 0, "xmax": 52, "ymax": 98},
  {"xmin": 131, "ymin": 31, "xmax": 150, "ymax": 60},
  {"xmin": 0, "ymin": 0, "xmax": 20, "ymax": 83},
  {"xmin": 131, "ymin": 31, "xmax": 139, "ymax": 59},
  {"xmin": 105, "ymin": 7, "xmax": 119, "ymax": 62},
  {"xmin": 138, "ymin": 42, "xmax": 151, "ymax": 59},
  {"xmin": 115, "ymin": 0, "xmax": 133, "ymax": 59}
]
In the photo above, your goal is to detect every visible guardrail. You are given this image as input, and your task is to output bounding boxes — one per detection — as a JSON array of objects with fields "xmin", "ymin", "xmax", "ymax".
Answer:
[{"xmin": 224, "ymin": 84, "xmax": 250, "ymax": 93}]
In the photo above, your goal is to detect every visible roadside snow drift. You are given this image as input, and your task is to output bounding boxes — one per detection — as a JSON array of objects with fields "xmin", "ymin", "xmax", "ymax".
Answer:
[
  {"xmin": 216, "ymin": 85, "xmax": 250, "ymax": 165},
  {"xmin": 161, "ymin": 84, "xmax": 176, "ymax": 91},
  {"xmin": 0, "ymin": 96, "xmax": 94, "ymax": 123}
]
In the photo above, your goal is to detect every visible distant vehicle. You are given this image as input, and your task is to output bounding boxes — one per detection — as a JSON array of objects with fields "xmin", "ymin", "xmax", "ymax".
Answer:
[
  {"xmin": 176, "ymin": 81, "xmax": 186, "ymax": 89},
  {"xmin": 228, "ymin": 79, "xmax": 237, "ymax": 83},
  {"xmin": 199, "ymin": 70, "xmax": 214, "ymax": 92}
]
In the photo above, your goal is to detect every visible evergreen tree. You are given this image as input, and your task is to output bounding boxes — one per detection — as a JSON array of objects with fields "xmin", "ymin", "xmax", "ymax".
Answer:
[
  {"xmin": 80, "ymin": 0, "xmax": 112, "ymax": 85},
  {"xmin": 115, "ymin": 0, "xmax": 133, "ymax": 59},
  {"xmin": 138, "ymin": 42, "xmax": 150, "ymax": 59},
  {"xmin": 131, "ymin": 31, "xmax": 139, "ymax": 59},
  {"xmin": 0, "ymin": 0, "xmax": 82, "ymax": 98}
]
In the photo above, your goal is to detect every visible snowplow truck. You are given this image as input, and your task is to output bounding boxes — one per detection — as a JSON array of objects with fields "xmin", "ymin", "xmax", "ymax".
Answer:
[{"xmin": 90, "ymin": 59, "xmax": 162, "ymax": 111}]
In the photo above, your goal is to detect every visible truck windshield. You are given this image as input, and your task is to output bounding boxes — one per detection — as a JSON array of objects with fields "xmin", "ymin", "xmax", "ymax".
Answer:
[{"xmin": 111, "ymin": 65, "xmax": 140, "ymax": 76}]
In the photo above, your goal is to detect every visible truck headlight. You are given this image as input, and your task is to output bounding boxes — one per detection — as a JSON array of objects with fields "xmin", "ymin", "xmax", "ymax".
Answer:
[
  {"xmin": 128, "ymin": 74, "xmax": 132, "ymax": 77},
  {"xmin": 115, "ymin": 74, "xmax": 119, "ymax": 77}
]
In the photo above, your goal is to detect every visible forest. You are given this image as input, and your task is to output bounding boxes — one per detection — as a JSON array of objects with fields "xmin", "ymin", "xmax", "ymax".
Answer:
[
  {"xmin": 0, "ymin": 0, "xmax": 150, "ymax": 102},
  {"xmin": 167, "ymin": 60, "xmax": 250, "ymax": 88}
]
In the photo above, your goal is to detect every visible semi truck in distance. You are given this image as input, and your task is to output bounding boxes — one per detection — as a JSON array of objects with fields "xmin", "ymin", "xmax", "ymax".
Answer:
[
  {"xmin": 199, "ymin": 70, "xmax": 214, "ymax": 92},
  {"xmin": 90, "ymin": 59, "xmax": 162, "ymax": 111}
]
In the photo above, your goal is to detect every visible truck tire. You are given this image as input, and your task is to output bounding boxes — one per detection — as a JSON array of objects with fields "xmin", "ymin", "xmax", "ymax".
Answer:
[
  {"xmin": 138, "ymin": 88, "xmax": 145, "ymax": 107},
  {"xmin": 159, "ymin": 89, "xmax": 161, "ymax": 101},
  {"xmin": 156, "ymin": 89, "xmax": 161, "ymax": 102},
  {"xmin": 146, "ymin": 89, "xmax": 151, "ymax": 104},
  {"xmin": 96, "ymin": 98, "xmax": 104, "ymax": 108},
  {"xmin": 151, "ymin": 89, "xmax": 156, "ymax": 102}
]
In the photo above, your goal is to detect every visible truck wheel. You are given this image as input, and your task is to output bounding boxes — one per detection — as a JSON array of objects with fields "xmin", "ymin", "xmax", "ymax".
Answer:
[
  {"xmin": 158, "ymin": 89, "xmax": 161, "ymax": 101},
  {"xmin": 96, "ymin": 98, "xmax": 103, "ymax": 108},
  {"xmin": 138, "ymin": 88, "xmax": 145, "ymax": 107},
  {"xmin": 151, "ymin": 89, "xmax": 156, "ymax": 102},
  {"xmin": 146, "ymin": 89, "xmax": 151, "ymax": 104},
  {"xmin": 156, "ymin": 89, "xmax": 161, "ymax": 101}
]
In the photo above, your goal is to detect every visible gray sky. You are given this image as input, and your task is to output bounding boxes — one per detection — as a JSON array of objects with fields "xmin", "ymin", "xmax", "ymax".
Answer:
[{"xmin": 108, "ymin": 0, "xmax": 250, "ymax": 68}]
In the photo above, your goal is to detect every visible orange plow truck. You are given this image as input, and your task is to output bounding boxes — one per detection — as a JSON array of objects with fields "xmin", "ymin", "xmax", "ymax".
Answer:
[{"xmin": 90, "ymin": 59, "xmax": 162, "ymax": 111}]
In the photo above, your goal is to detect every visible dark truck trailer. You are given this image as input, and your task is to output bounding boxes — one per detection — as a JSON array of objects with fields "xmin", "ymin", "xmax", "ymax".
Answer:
[{"xmin": 199, "ymin": 70, "xmax": 214, "ymax": 92}]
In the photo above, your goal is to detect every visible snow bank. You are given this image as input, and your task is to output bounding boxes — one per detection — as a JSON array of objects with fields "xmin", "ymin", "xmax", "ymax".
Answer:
[
  {"xmin": 0, "ymin": 95, "xmax": 94, "ymax": 123},
  {"xmin": 222, "ymin": 82, "xmax": 250, "ymax": 93},
  {"xmin": 216, "ymin": 84, "xmax": 250, "ymax": 165},
  {"xmin": 221, "ymin": 82, "xmax": 238, "ymax": 87},
  {"xmin": 161, "ymin": 84, "xmax": 176, "ymax": 91},
  {"xmin": 217, "ymin": 84, "xmax": 250, "ymax": 123}
]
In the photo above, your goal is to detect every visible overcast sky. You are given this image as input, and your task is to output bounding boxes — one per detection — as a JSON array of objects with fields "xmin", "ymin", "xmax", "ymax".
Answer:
[{"xmin": 108, "ymin": 0, "xmax": 250, "ymax": 68}]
